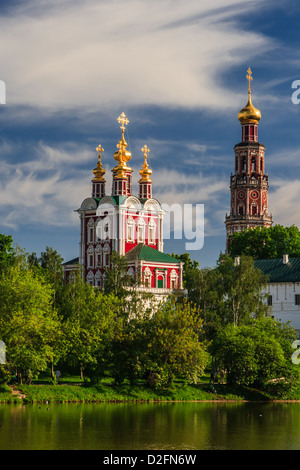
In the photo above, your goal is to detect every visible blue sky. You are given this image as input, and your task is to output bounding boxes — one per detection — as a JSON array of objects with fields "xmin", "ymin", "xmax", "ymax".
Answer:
[{"xmin": 0, "ymin": 0, "xmax": 299, "ymax": 268}]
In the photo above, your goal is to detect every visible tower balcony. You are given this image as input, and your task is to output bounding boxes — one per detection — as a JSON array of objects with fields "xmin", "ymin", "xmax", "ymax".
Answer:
[
  {"xmin": 225, "ymin": 213, "xmax": 273, "ymax": 224},
  {"xmin": 230, "ymin": 174, "xmax": 269, "ymax": 187}
]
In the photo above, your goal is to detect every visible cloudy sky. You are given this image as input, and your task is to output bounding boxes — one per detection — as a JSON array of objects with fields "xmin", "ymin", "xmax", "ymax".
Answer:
[{"xmin": 0, "ymin": 0, "xmax": 299, "ymax": 268}]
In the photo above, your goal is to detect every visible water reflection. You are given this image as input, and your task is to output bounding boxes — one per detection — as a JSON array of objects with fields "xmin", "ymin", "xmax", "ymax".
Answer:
[{"xmin": 0, "ymin": 402, "xmax": 299, "ymax": 450}]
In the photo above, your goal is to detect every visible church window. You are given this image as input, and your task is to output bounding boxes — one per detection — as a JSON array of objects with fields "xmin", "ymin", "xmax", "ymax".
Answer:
[
  {"xmin": 95, "ymin": 270, "xmax": 102, "ymax": 287},
  {"xmin": 249, "ymin": 125, "xmax": 254, "ymax": 140},
  {"xmin": 103, "ymin": 243, "xmax": 110, "ymax": 267},
  {"xmin": 170, "ymin": 269, "xmax": 178, "ymax": 289},
  {"xmin": 96, "ymin": 253, "xmax": 102, "ymax": 267},
  {"xmin": 137, "ymin": 218, "xmax": 145, "ymax": 243},
  {"xmin": 88, "ymin": 224, "xmax": 94, "ymax": 243},
  {"xmin": 144, "ymin": 267, "xmax": 152, "ymax": 287},
  {"xmin": 87, "ymin": 271, "xmax": 94, "ymax": 286},
  {"xmin": 295, "ymin": 294, "xmax": 300, "ymax": 306},
  {"xmin": 251, "ymin": 157, "xmax": 256, "ymax": 172},
  {"xmin": 268, "ymin": 295, "xmax": 273, "ymax": 306},
  {"xmin": 127, "ymin": 216, "xmax": 135, "ymax": 242},
  {"xmin": 148, "ymin": 218, "xmax": 156, "ymax": 244}
]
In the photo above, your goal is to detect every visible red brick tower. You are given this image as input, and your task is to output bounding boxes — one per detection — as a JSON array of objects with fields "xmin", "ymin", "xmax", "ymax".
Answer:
[{"xmin": 225, "ymin": 67, "xmax": 273, "ymax": 249}]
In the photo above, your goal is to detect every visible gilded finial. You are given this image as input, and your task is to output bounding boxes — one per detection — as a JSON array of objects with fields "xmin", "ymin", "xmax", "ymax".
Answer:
[
  {"xmin": 92, "ymin": 144, "xmax": 106, "ymax": 182},
  {"xmin": 246, "ymin": 67, "xmax": 253, "ymax": 94},
  {"xmin": 238, "ymin": 66, "xmax": 261, "ymax": 124},
  {"xmin": 117, "ymin": 112, "xmax": 129, "ymax": 131},
  {"xmin": 141, "ymin": 144, "xmax": 150, "ymax": 161},
  {"xmin": 139, "ymin": 145, "xmax": 152, "ymax": 183},
  {"xmin": 113, "ymin": 112, "xmax": 132, "ymax": 178},
  {"xmin": 96, "ymin": 144, "xmax": 104, "ymax": 157}
]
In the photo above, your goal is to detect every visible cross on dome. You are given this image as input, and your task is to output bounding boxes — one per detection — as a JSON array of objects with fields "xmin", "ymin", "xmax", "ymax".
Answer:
[
  {"xmin": 96, "ymin": 144, "xmax": 104, "ymax": 156},
  {"xmin": 246, "ymin": 67, "xmax": 253, "ymax": 93},
  {"xmin": 117, "ymin": 112, "xmax": 129, "ymax": 131}
]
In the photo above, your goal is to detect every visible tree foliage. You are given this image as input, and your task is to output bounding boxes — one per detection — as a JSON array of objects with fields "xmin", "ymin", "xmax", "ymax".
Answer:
[
  {"xmin": 228, "ymin": 224, "xmax": 300, "ymax": 259},
  {"xmin": 146, "ymin": 297, "xmax": 208, "ymax": 387},
  {"xmin": 185, "ymin": 254, "xmax": 269, "ymax": 336},
  {"xmin": 0, "ymin": 260, "xmax": 60, "ymax": 383},
  {"xmin": 0, "ymin": 235, "xmax": 298, "ymax": 396},
  {"xmin": 211, "ymin": 317, "xmax": 298, "ymax": 395},
  {"xmin": 0, "ymin": 234, "xmax": 15, "ymax": 271}
]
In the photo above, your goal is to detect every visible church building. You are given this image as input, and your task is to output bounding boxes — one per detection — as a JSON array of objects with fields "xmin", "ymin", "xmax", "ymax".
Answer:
[
  {"xmin": 225, "ymin": 68, "xmax": 273, "ymax": 249},
  {"xmin": 63, "ymin": 113, "xmax": 184, "ymax": 297}
]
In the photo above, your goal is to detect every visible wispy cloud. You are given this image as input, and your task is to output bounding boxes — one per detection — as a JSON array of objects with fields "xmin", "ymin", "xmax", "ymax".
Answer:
[
  {"xmin": 0, "ymin": 141, "xmax": 96, "ymax": 228},
  {"xmin": 0, "ymin": 0, "xmax": 273, "ymax": 112},
  {"xmin": 0, "ymin": 139, "xmax": 228, "ymax": 236},
  {"xmin": 270, "ymin": 178, "xmax": 300, "ymax": 227}
]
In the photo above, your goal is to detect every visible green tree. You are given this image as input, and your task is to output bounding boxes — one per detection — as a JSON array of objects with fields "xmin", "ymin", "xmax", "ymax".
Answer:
[
  {"xmin": 0, "ymin": 261, "xmax": 60, "ymax": 384},
  {"xmin": 39, "ymin": 246, "xmax": 64, "ymax": 288},
  {"xmin": 190, "ymin": 254, "xmax": 269, "ymax": 332},
  {"xmin": 108, "ymin": 307, "xmax": 151, "ymax": 385},
  {"xmin": 170, "ymin": 252, "xmax": 200, "ymax": 301},
  {"xmin": 0, "ymin": 234, "xmax": 15, "ymax": 271},
  {"xmin": 228, "ymin": 224, "xmax": 300, "ymax": 259},
  {"xmin": 59, "ymin": 271, "xmax": 118, "ymax": 383},
  {"xmin": 211, "ymin": 317, "xmax": 298, "ymax": 395},
  {"xmin": 146, "ymin": 297, "xmax": 208, "ymax": 387},
  {"xmin": 104, "ymin": 250, "xmax": 136, "ymax": 298}
]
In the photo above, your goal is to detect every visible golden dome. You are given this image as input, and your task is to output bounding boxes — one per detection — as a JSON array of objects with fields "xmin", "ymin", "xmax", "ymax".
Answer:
[
  {"xmin": 92, "ymin": 145, "xmax": 106, "ymax": 182},
  {"xmin": 238, "ymin": 67, "xmax": 261, "ymax": 124},
  {"xmin": 139, "ymin": 145, "xmax": 152, "ymax": 183},
  {"xmin": 112, "ymin": 112, "xmax": 132, "ymax": 179}
]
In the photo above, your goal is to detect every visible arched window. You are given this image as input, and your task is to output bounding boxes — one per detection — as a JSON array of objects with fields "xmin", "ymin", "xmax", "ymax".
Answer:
[
  {"xmin": 170, "ymin": 269, "xmax": 178, "ymax": 289},
  {"xmin": 127, "ymin": 216, "xmax": 135, "ymax": 242},
  {"xmin": 144, "ymin": 267, "xmax": 152, "ymax": 288},
  {"xmin": 137, "ymin": 217, "xmax": 145, "ymax": 243},
  {"xmin": 148, "ymin": 218, "xmax": 156, "ymax": 244},
  {"xmin": 238, "ymin": 204, "xmax": 244, "ymax": 216}
]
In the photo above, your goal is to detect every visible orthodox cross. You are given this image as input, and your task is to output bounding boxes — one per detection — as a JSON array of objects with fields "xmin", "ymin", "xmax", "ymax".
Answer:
[
  {"xmin": 117, "ymin": 112, "xmax": 129, "ymax": 131},
  {"xmin": 141, "ymin": 144, "xmax": 150, "ymax": 162},
  {"xmin": 96, "ymin": 144, "xmax": 104, "ymax": 157},
  {"xmin": 246, "ymin": 67, "xmax": 253, "ymax": 93}
]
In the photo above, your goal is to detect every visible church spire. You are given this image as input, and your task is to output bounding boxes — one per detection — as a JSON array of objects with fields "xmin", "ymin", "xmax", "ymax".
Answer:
[
  {"xmin": 92, "ymin": 144, "xmax": 106, "ymax": 198},
  {"xmin": 238, "ymin": 67, "xmax": 261, "ymax": 142},
  {"xmin": 112, "ymin": 112, "xmax": 133, "ymax": 196},
  {"xmin": 139, "ymin": 144, "xmax": 152, "ymax": 199},
  {"xmin": 225, "ymin": 67, "xmax": 272, "ymax": 250}
]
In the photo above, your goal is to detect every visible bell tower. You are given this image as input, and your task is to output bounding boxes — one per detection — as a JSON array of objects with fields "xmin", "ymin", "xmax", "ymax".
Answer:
[{"xmin": 225, "ymin": 67, "xmax": 273, "ymax": 249}]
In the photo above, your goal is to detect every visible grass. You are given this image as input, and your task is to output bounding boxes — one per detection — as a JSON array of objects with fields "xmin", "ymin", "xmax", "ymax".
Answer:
[
  {"xmin": 0, "ymin": 380, "xmax": 276, "ymax": 404},
  {"xmin": 1, "ymin": 372, "xmax": 300, "ymax": 404},
  {"xmin": 0, "ymin": 384, "xmax": 14, "ymax": 402}
]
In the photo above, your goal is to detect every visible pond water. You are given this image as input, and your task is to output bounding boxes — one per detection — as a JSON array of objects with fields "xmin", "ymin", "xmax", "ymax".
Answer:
[{"xmin": 0, "ymin": 401, "xmax": 299, "ymax": 450}]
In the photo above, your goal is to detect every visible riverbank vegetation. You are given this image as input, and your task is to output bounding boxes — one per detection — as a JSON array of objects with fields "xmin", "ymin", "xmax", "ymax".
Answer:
[{"xmin": 0, "ymin": 234, "xmax": 299, "ymax": 403}]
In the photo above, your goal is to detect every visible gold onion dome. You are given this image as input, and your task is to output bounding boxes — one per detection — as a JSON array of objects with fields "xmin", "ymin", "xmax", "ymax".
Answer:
[
  {"xmin": 238, "ymin": 67, "xmax": 261, "ymax": 124},
  {"xmin": 139, "ymin": 145, "xmax": 152, "ymax": 182},
  {"xmin": 92, "ymin": 144, "xmax": 106, "ymax": 182},
  {"xmin": 113, "ymin": 112, "xmax": 132, "ymax": 178}
]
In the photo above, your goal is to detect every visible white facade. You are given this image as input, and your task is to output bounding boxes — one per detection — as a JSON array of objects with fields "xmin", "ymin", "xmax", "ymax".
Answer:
[
  {"xmin": 265, "ymin": 282, "xmax": 300, "ymax": 331},
  {"xmin": 254, "ymin": 256, "xmax": 300, "ymax": 334}
]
